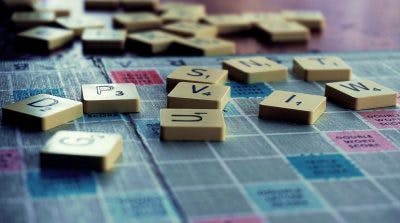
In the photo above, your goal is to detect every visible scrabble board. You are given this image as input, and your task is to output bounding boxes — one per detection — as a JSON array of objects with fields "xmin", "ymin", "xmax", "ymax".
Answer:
[{"xmin": 1, "ymin": 51, "xmax": 400, "ymax": 223}]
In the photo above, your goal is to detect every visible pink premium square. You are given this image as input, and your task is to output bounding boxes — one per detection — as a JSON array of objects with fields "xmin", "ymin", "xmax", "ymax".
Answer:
[{"xmin": 327, "ymin": 130, "xmax": 397, "ymax": 152}]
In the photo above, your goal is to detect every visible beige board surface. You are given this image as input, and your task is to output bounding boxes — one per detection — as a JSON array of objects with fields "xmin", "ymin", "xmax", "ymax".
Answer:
[
  {"xmin": 113, "ymin": 13, "xmax": 162, "ymax": 31},
  {"xmin": 167, "ymin": 66, "xmax": 228, "ymax": 92},
  {"xmin": 160, "ymin": 108, "xmax": 225, "ymax": 141},
  {"xmin": 56, "ymin": 16, "xmax": 105, "ymax": 36},
  {"xmin": 293, "ymin": 56, "xmax": 352, "ymax": 81},
  {"xmin": 171, "ymin": 37, "xmax": 235, "ymax": 56},
  {"xmin": 17, "ymin": 26, "xmax": 74, "ymax": 51},
  {"xmin": 120, "ymin": 0, "xmax": 159, "ymax": 10},
  {"xmin": 12, "ymin": 11, "xmax": 56, "ymax": 30},
  {"xmin": 82, "ymin": 29, "xmax": 127, "ymax": 52},
  {"xmin": 40, "ymin": 130, "xmax": 122, "ymax": 171},
  {"xmin": 256, "ymin": 20, "xmax": 310, "ymax": 42},
  {"xmin": 282, "ymin": 10, "xmax": 326, "ymax": 30},
  {"xmin": 82, "ymin": 83, "xmax": 140, "ymax": 113},
  {"xmin": 162, "ymin": 21, "xmax": 217, "ymax": 37},
  {"xmin": 325, "ymin": 80, "xmax": 397, "ymax": 110},
  {"xmin": 127, "ymin": 30, "xmax": 178, "ymax": 54},
  {"xmin": 168, "ymin": 82, "xmax": 230, "ymax": 109},
  {"xmin": 259, "ymin": 90, "xmax": 326, "ymax": 124},
  {"xmin": 85, "ymin": 0, "xmax": 119, "ymax": 10},
  {"xmin": 2, "ymin": 94, "xmax": 82, "ymax": 131},
  {"xmin": 223, "ymin": 56, "xmax": 288, "ymax": 83},
  {"xmin": 202, "ymin": 14, "xmax": 252, "ymax": 34}
]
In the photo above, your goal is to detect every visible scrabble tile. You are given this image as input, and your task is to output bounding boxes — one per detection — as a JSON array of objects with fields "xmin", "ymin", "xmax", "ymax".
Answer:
[
  {"xmin": 82, "ymin": 29, "xmax": 127, "ymax": 52},
  {"xmin": 33, "ymin": 2, "xmax": 70, "ymax": 17},
  {"xmin": 242, "ymin": 12, "xmax": 285, "ymax": 24},
  {"xmin": 256, "ymin": 20, "xmax": 309, "ymax": 41},
  {"xmin": 85, "ymin": 0, "xmax": 119, "ymax": 10},
  {"xmin": 81, "ymin": 83, "xmax": 140, "ymax": 113},
  {"xmin": 202, "ymin": 14, "xmax": 252, "ymax": 34},
  {"xmin": 167, "ymin": 82, "xmax": 230, "ymax": 109},
  {"xmin": 120, "ymin": 0, "xmax": 159, "ymax": 10},
  {"xmin": 56, "ymin": 16, "xmax": 105, "ymax": 37},
  {"xmin": 166, "ymin": 66, "xmax": 228, "ymax": 92},
  {"xmin": 325, "ymin": 80, "xmax": 397, "ymax": 110},
  {"xmin": 4, "ymin": 0, "xmax": 37, "ymax": 10},
  {"xmin": 259, "ymin": 90, "xmax": 326, "ymax": 124},
  {"xmin": 256, "ymin": 20, "xmax": 310, "ymax": 42},
  {"xmin": 160, "ymin": 108, "xmax": 226, "ymax": 141},
  {"xmin": 162, "ymin": 21, "xmax": 217, "ymax": 37},
  {"xmin": 161, "ymin": 8, "xmax": 205, "ymax": 22},
  {"xmin": 282, "ymin": 10, "xmax": 326, "ymax": 30},
  {"xmin": 159, "ymin": 2, "xmax": 205, "ymax": 14},
  {"xmin": 223, "ymin": 57, "xmax": 288, "ymax": 84},
  {"xmin": 293, "ymin": 56, "xmax": 352, "ymax": 81},
  {"xmin": 2, "ymin": 94, "xmax": 83, "ymax": 131},
  {"xmin": 40, "ymin": 131, "xmax": 122, "ymax": 171},
  {"xmin": 126, "ymin": 30, "xmax": 178, "ymax": 54},
  {"xmin": 16, "ymin": 26, "xmax": 74, "ymax": 51},
  {"xmin": 170, "ymin": 37, "xmax": 235, "ymax": 56},
  {"xmin": 113, "ymin": 13, "xmax": 162, "ymax": 31},
  {"xmin": 12, "ymin": 11, "xmax": 56, "ymax": 30}
]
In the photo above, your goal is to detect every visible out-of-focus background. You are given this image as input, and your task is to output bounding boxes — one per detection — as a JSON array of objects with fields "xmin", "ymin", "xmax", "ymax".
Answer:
[{"xmin": 1, "ymin": 0, "xmax": 400, "ymax": 55}]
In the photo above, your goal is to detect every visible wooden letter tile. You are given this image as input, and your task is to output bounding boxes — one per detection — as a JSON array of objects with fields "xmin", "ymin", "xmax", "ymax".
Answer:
[
  {"xmin": 82, "ymin": 29, "xmax": 127, "ymax": 52},
  {"xmin": 242, "ymin": 12, "xmax": 285, "ymax": 24},
  {"xmin": 256, "ymin": 20, "xmax": 310, "ymax": 42},
  {"xmin": 223, "ymin": 56, "xmax": 288, "ymax": 83},
  {"xmin": 282, "ymin": 10, "xmax": 326, "ymax": 30},
  {"xmin": 161, "ymin": 6, "xmax": 205, "ymax": 23},
  {"xmin": 12, "ymin": 11, "xmax": 56, "ymax": 30},
  {"xmin": 82, "ymin": 83, "xmax": 140, "ymax": 113},
  {"xmin": 162, "ymin": 21, "xmax": 217, "ymax": 37},
  {"xmin": 168, "ymin": 82, "xmax": 230, "ymax": 109},
  {"xmin": 4, "ymin": 0, "xmax": 38, "ymax": 11},
  {"xmin": 16, "ymin": 26, "xmax": 74, "ymax": 51},
  {"xmin": 325, "ymin": 80, "xmax": 397, "ymax": 110},
  {"xmin": 113, "ymin": 12, "xmax": 162, "ymax": 31},
  {"xmin": 126, "ymin": 30, "xmax": 178, "ymax": 54},
  {"xmin": 33, "ymin": 2, "xmax": 70, "ymax": 17},
  {"xmin": 160, "ymin": 108, "xmax": 226, "ymax": 141},
  {"xmin": 120, "ymin": 0, "xmax": 159, "ymax": 11},
  {"xmin": 85, "ymin": 0, "xmax": 119, "ymax": 10},
  {"xmin": 293, "ymin": 56, "xmax": 352, "ymax": 81},
  {"xmin": 202, "ymin": 14, "xmax": 252, "ymax": 34},
  {"xmin": 259, "ymin": 90, "xmax": 326, "ymax": 124},
  {"xmin": 166, "ymin": 66, "xmax": 228, "ymax": 92},
  {"xmin": 56, "ymin": 16, "xmax": 105, "ymax": 36},
  {"xmin": 171, "ymin": 37, "xmax": 235, "ymax": 56},
  {"xmin": 2, "ymin": 94, "xmax": 83, "ymax": 131},
  {"xmin": 40, "ymin": 130, "xmax": 122, "ymax": 171}
]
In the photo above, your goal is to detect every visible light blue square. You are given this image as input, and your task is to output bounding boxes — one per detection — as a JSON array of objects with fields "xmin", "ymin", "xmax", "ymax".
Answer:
[
  {"xmin": 13, "ymin": 88, "xmax": 65, "ymax": 101},
  {"xmin": 246, "ymin": 181, "xmax": 323, "ymax": 213},
  {"xmin": 223, "ymin": 102, "xmax": 241, "ymax": 116},
  {"xmin": 226, "ymin": 82, "xmax": 273, "ymax": 98},
  {"xmin": 27, "ymin": 170, "xmax": 96, "ymax": 197},
  {"xmin": 288, "ymin": 154, "xmax": 363, "ymax": 180},
  {"xmin": 106, "ymin": 191, "xmax": 178, "ymax": 223},
  {"xmin": 134, "ymin": 119, "xmax": 160, "ymax": 139}
]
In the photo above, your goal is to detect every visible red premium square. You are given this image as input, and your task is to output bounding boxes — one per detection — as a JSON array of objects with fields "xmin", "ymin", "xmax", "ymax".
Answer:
[{"xmin": 111, "ymin": 69, "xmax": 164, "ymax": 86}]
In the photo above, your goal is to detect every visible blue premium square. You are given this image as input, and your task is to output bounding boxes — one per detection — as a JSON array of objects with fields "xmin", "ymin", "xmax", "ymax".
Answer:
[
  {"xmin": 288, "ymin": 154, "xmax": 363, "ymax": 180},
  {"xmin": 246, "ymin": 181, "xmax": 323, "ymax": 213}
]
